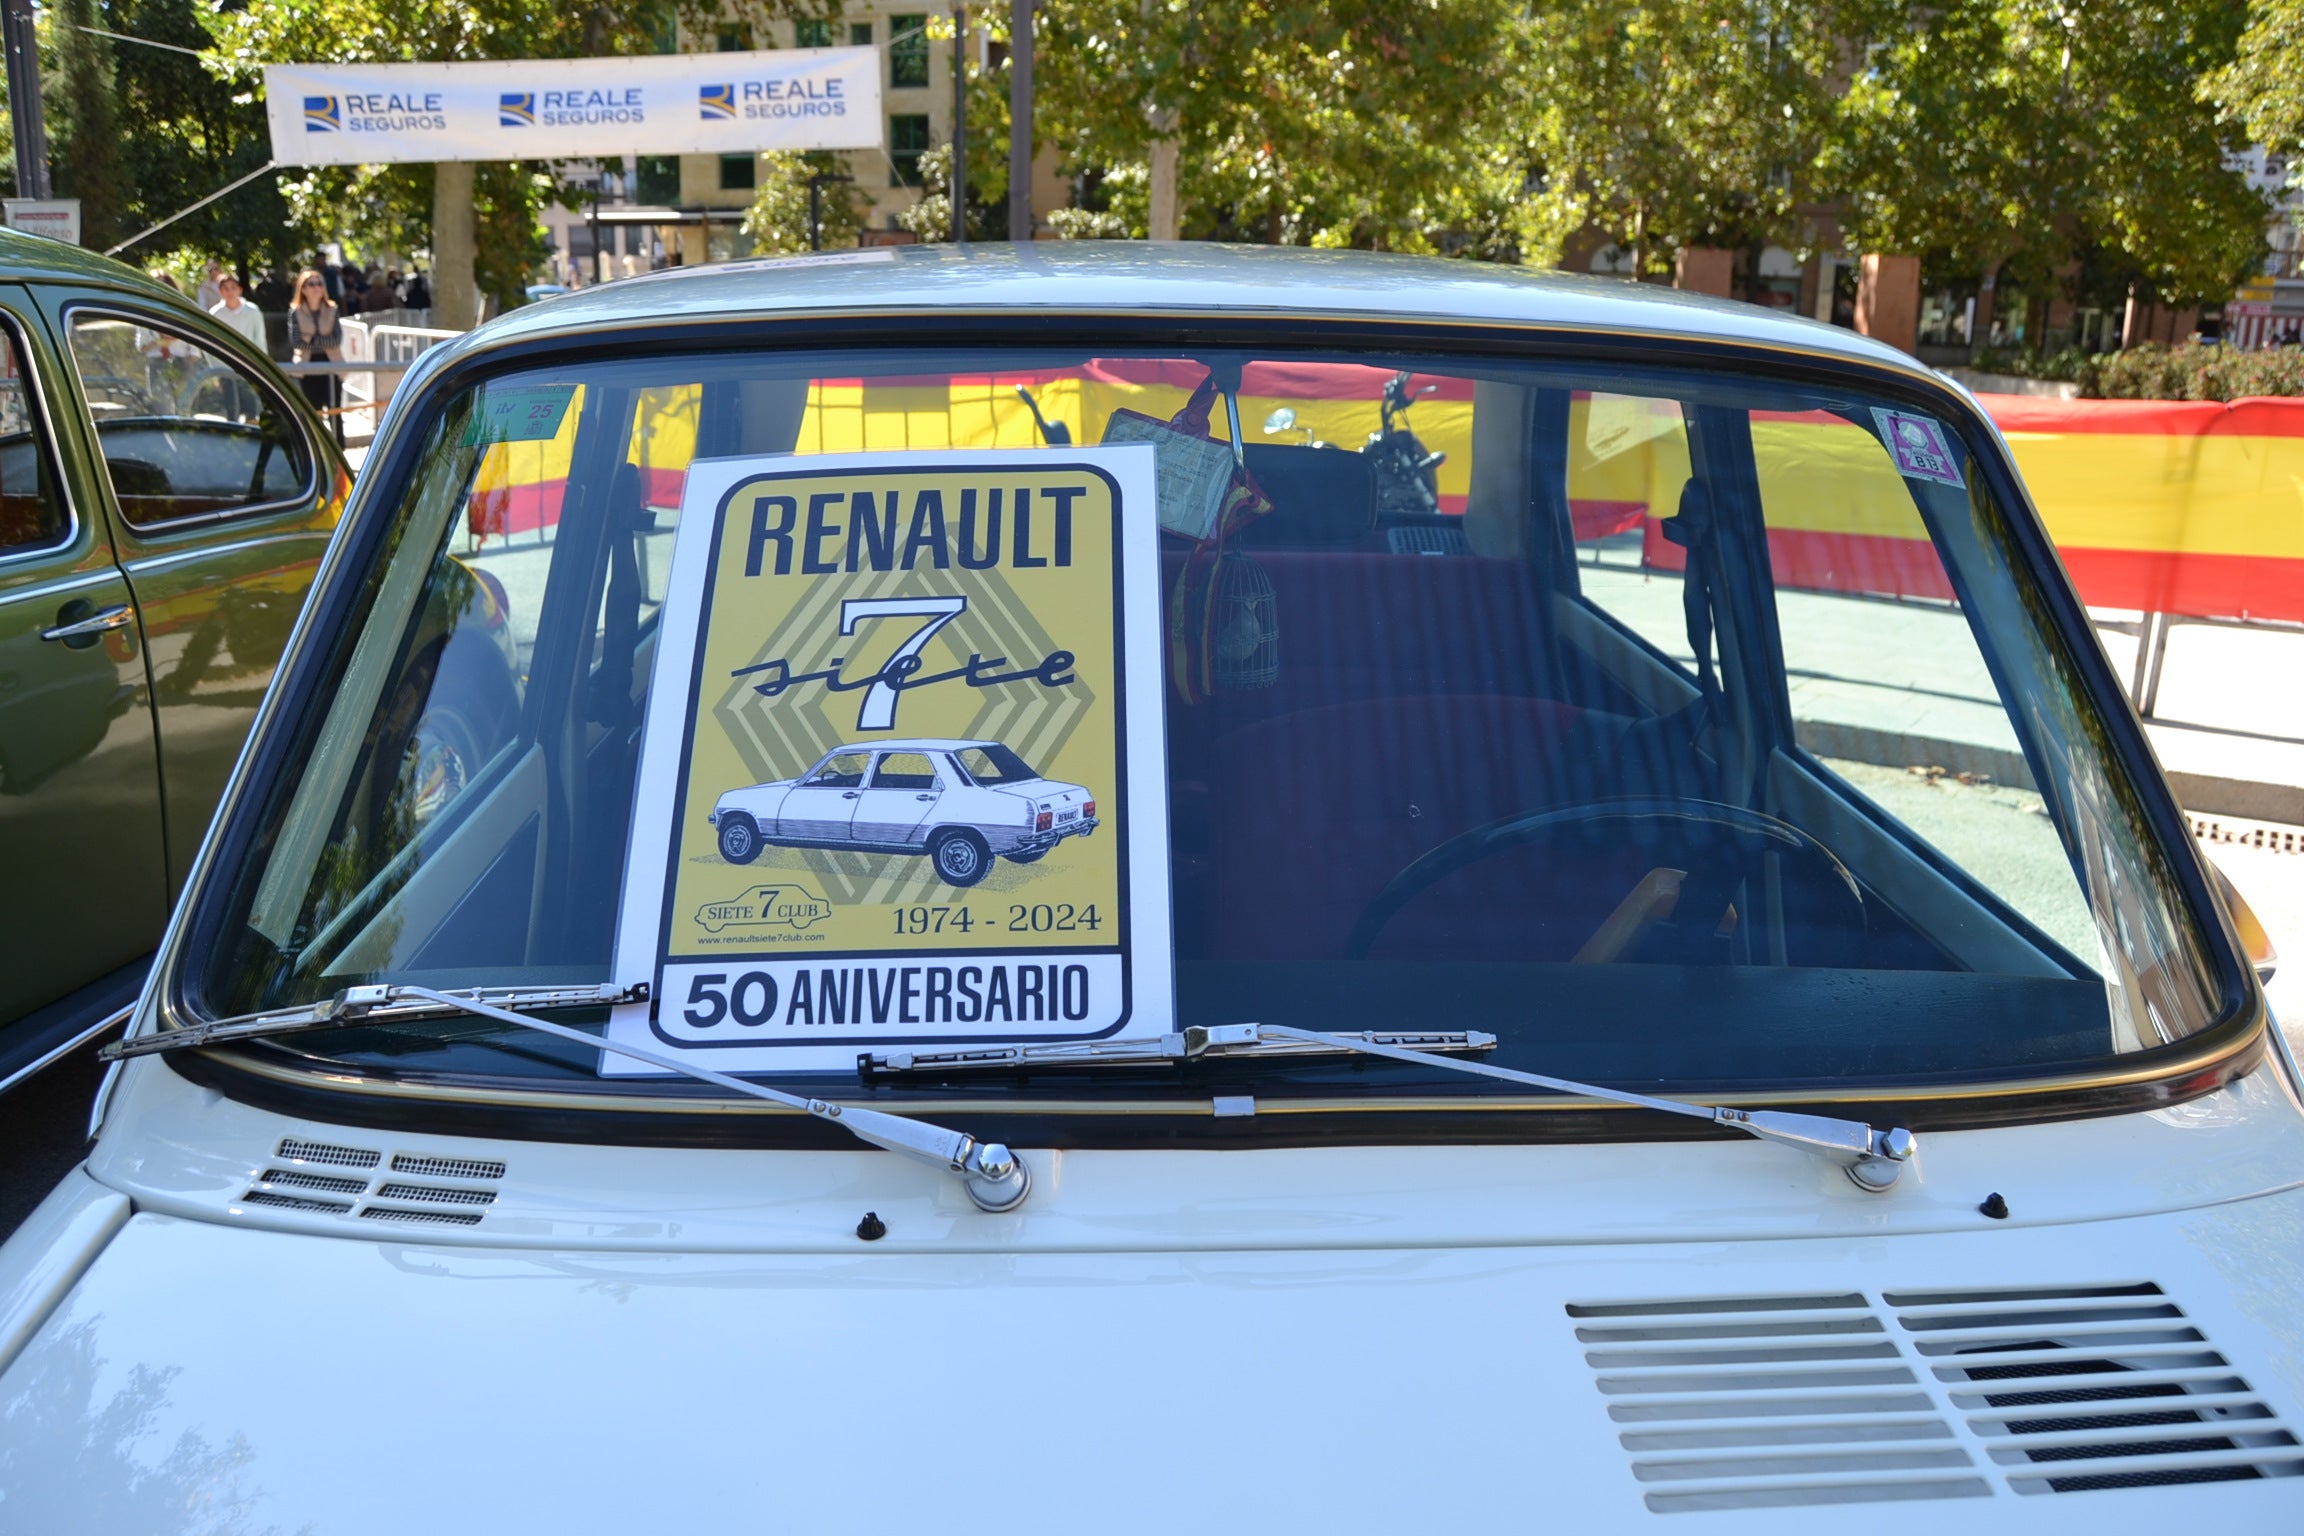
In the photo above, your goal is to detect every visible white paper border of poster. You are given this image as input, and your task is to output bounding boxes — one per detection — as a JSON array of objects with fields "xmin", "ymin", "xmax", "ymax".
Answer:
[{"xmin": 604, "ymin": 446, "xmax": 1171, "ymax": 1075}]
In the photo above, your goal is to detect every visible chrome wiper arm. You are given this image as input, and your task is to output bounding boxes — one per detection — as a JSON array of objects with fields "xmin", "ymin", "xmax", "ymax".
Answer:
[
  {"xmin": 870, "ymin": 1022, "xmax": 1914, "ymax": 1192},
  {"xmin": 1249, "ymin": 1025, "xmax": 1914, "ymax": 1191},
  {"xmin": 103, "ymin": 982, "xmax": 648, "ymax": 1056},
  {"xmin": 103, "ymin": 984, "xmax": 1032, "ymax": 1212},
  {"xmin": 862, "ymin": 1024, "xmax": 1498, "ymax": 1076}
]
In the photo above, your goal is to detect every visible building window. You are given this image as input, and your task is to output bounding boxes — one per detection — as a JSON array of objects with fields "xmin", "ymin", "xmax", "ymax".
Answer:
[
  {"xmin": 795, "ymin": 18, "xmax": 835, "ymax": 48},
  {"xmin": 720, "ymin": 154, "xmax": 757, "ymax": 192},
  {"xmin": 636, "ymin": 155, "xmax": 681, "ymax": 205},
  {"xmin": 890, "ymin": 114, "xmax": 930, "ymax": 186},
  {"xmin": 850, "ymin": 21, "xmax": 872, "ymax": 45},
  {"xmin": 717, "ymin": 26, "xmax": 747, "ymax": 51},
  {"xmin": 890, "ymin": 14, "xmax": 930, "ymax": 88}
]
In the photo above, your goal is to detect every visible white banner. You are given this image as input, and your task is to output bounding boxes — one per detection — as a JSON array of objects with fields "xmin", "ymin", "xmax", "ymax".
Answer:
[{"xmin": 265, "ymin": 49, "xmax": 882, "ymax": 166}]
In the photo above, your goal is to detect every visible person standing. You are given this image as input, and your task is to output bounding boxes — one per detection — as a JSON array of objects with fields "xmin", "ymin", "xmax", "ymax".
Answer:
[
  {"xmin": 209, "ymin": 274, "xmax": 267, "ymax": 351},
  {"xmin": 288, "ymin": 267, "xmax": 346, "ymax": 446},
  {"xmin": 197, "ymin": 263, "xmax": 225, "ymax": 311}
]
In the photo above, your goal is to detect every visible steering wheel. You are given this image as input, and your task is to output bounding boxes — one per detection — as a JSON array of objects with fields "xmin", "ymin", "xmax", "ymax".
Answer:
[{"xmin": 1343, "ymin": 796, "xmax": 1866, "ymax": 965}]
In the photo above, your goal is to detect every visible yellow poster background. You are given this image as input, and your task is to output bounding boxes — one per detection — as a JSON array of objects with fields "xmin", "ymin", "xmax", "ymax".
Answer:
[{"xmin": 665, "ymin": 462, "xmax": 1125, "ymax": 962}]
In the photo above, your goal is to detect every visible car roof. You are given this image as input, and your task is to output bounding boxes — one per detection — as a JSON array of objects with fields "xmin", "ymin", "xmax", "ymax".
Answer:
[
  {"xmin": 0, "ymin": 226, "xmax": 189, "ymax": 301},
  {"xmin": 449, "ymin": 242, "xmax": 1933, "ymax": 381},
  {"xmin": 825, "ymin": 740, "xmax": 1000, "ymax": 754}
]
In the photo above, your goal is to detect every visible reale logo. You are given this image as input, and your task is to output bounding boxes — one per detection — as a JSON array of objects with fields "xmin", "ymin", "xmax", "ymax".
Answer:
[
  {"xmin": 699, "ymin": 83, "xmax": 736, "ymax": 121},
  {"xmin": 302, "ymin": 95, "xmax": 342, "ymax": 133},
  {"xmin": 498, "ymin": 92, "xmax": 536, "ymax": 127}
]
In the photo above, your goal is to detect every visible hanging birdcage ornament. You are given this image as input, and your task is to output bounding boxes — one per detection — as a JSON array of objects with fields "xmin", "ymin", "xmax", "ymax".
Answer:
[{"xmin": 1208, "ymin": 551, "xmax": 1278, "ymax": 692}]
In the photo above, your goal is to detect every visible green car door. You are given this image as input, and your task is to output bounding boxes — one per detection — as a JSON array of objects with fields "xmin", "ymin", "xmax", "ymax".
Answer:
[
  {"xmin": 47, "ymin": 296, "xmax": 344, "ymax": 907},
  {"xmin": 0, "ymin": 289, "xmax": 169, "ymax": 1046}
]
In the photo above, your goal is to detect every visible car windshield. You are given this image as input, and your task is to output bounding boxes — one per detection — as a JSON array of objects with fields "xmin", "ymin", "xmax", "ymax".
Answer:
[{"xmin": 185, "ymin": 342, "xmax": 2223, "ymax": 1105}]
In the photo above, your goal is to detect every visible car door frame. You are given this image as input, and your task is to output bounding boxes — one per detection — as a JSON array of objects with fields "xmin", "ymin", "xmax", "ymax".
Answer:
[
  {"xmin": 0, "ymin": 282, "xmax": 171, "ymax": 1084},
  {"xmin": 34, "ymin": 288, "xmax": 343, "ymax": 894}
]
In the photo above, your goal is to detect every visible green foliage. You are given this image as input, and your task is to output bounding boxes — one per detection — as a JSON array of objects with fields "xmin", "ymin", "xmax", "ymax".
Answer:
[
  {"xmin": 1831, "ymin": 0, "xmax": 2266, "ymax": 308},
  {"xmin": 2206, "ymin": 0, "xmax": 2304, "ymax": 156},
  {"xmin": 1516, "ymin": 0, "xmax": 1844, "ymax": 273},
  {"xmin": 112, "ymin": 0, "xmax": 297, "ymax": 271},
  {"xmin": 49, "ymin": 0, "xmax": 129, "ymax": 251},
  {"xmin": 742, "ymin": 151, "xmax": 869, "ymax": 253},
  {"xmin": 1033, "ymin": 0, "xmax": 1525, "ymax": 253},
  {"xmin": 2081, "ymin": 341, "xmax": 2304, "ymax": 399}
]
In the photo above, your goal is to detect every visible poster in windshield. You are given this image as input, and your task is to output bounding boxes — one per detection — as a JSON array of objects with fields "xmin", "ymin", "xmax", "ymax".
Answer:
[{"xmin": 608, "ymin": 448, "xmax": 1170, "ymax": 1073}]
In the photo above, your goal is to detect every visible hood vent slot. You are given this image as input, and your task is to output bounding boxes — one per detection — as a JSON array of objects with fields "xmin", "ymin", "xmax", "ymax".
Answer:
[
  {"xmin": 358, "ymin": 1205, "xmax": 484, "ymax": 1227},
  {"xmin": 390, "ymin": 1153, "xmax": 506, "ymax": 1181},
  {"xmin": 1570, "ymin": 1293, "xmax": 1984, "ymax": 1513},
  {"xmin": 374, "ymin": 1182, "xmax": 495, "ymax": 1206},
  {"xmin": 254, "ymin": 1168, "xmax": 368, "ymax": 1196},
  {"xmin": 275, "ymin": 1137, "xmax": 381, "ymax": 1170},
  {"xmin": 1886, "ymin": 1283, "xmax": 2304, "ymax": 1495},
  {"xmin": 241, "ymin": 1189, "xmax": 355, "ymax": 1215},
  {"xmin": 236, "ymin": 1138, "xmax": 505, "ymax": 1229}
]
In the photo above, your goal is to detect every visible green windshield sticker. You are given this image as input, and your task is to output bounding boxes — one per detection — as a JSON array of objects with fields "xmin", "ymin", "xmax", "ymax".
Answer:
[{"xmin": 465, "ymin": 383, "xmax": 577, "ymax": 445}]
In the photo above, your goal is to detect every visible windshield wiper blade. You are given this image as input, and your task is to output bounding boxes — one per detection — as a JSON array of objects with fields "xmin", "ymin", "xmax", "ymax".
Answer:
[
  {"xmin": 102, "ymin": 984, "xmax": 1033, "ymax": 1212},
  {"xmin": 875, "ymin": 1023, "xmax": 1915, "ymax": 1192},
  {"xmin": 861, "ymin": 1025, "xmax": 1498, "ymax": 1076}
]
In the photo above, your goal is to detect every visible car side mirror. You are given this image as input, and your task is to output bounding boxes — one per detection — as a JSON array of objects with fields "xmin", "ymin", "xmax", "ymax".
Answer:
[{"xmin": 2207, "ymin": 859, "xmax": 2279, "ymax": 984}]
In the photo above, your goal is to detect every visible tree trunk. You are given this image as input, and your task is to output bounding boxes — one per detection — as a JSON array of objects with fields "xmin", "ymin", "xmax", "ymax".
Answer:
[
  {"xmin": 1147, "ymin": 110, "xmax": 1179, "ymax": 240},
  {"xmin": 432, "ymin": 162, "xmax": 479, "ymax": 331},
  {"xmin": 1008, "ymin": 0, "xmax": 1033, "ymax": 241}
]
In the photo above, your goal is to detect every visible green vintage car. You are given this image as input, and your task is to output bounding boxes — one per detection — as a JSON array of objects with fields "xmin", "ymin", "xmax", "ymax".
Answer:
[{"xmin": 0, "ymin": 230, "xmax": 346, "ymax": 1091}]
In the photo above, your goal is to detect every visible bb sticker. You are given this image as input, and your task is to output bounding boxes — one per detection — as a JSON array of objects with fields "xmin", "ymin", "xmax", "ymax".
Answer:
[
  {"xmin": 1871, "ymin": 408, "xmax": 1966, "ymax": 488},
  {"xmin": 606, "ymin": 447, "xmax": 1170, "ymax": 1073}
]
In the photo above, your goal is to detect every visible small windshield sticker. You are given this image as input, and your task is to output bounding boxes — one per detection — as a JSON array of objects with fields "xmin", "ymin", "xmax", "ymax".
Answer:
[
  {"xmin": 464, "ymin": 383, "xmax": 578, "ymax": 445},
  {"xmin": 1871, "ymin": 408, "xmax": 1966, "ymax": 488},
  {"xmin": 607, "ymin": 447, "xmax": 1171, "ymax": 1073}
]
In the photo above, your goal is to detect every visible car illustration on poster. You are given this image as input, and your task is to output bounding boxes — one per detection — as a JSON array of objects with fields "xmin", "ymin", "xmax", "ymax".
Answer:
[{"xmin": 707, "ymin": 739, "xmax": 1098, "ymax": 887}]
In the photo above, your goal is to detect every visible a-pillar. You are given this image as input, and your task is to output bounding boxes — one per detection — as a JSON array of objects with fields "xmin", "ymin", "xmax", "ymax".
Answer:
[
  {"xmin": 1674, "ymin": 247, "xmax": 1734, "ymax": 298},
  {"xmin": 1855, "ymin": 254, "xmax": 1920, "ymax": 354}
]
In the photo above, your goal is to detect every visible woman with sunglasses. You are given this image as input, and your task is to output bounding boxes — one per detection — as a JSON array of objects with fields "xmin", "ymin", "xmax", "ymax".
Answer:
[{"xmin": 288, "ymin": 266, "xmax": 346, "ymax": 446}]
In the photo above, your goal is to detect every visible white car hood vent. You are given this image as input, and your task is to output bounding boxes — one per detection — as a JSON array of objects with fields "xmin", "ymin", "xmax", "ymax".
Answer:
[
  {"xmin": 1571, "ymin": 1284, "xmax": 2303, "ymax": 1513},
  {"xmin": 238, "ymin": 1137, "xmax": 502, "ymax": 1229}
]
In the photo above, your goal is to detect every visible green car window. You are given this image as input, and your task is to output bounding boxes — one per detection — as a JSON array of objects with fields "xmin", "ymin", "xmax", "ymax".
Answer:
[
  {"xmin": 0, "ymin": 321, "xmax": 68, "ymax": 556},
  {"xmin": 66, "ymin": 312, "xmax": 312, "ymax": 528}
]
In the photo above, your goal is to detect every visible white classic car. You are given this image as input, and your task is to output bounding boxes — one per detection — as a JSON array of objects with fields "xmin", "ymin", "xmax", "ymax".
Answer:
[
  {"xmin": 707, "ymin": 738, "xmax": 1097, "ymax": 887},
  {"xmin": 4, "ymin": 248, "xmax": 2300, "ymax": 1533}
]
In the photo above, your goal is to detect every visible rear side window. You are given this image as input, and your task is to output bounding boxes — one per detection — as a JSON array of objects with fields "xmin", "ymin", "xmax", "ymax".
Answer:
[
  {"xmin": 0, "ymin": 321, "xmax": 68, "ymax": 556},
  {"xmin": 66, "ymin": 312, "xmax": 312, "ymax": 528}
]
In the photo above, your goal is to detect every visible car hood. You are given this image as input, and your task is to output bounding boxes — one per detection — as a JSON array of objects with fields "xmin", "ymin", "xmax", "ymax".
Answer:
[{"xmin": 9, "ymin": 1158, "xmax": 2304, "ymax": 1532}]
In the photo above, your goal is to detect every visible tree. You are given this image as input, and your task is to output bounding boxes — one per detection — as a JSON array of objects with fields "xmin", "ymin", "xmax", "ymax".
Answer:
[
  {"xmin": 1513, "ymin": 0, "xmax": 1844, "ymax": 274},
  {"xmin": 742, "ymin": 150, "xmax": 870, "ymax": 252},
  {"xmin": 1031, "ymin": 0, "xmax": 1526, "ymax": 253},
  {"xmin": 1831, "ymin": 0, "xmax": 2265, "ymax": 318},
  {"xmin": 50, "ymin": 0, "xmax": 129, "ymax": 251},
  {"xmin": 111, "ymin": 0, "xmax": 299, "ymax": 275},
  {"xmin": 2206, "ymin": 0, "xmax": 2304, "ymax": 157}
]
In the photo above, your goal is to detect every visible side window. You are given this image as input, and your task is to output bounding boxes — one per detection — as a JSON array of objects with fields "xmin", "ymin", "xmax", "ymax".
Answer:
[
  {"xmin": 0, "ymin": 322, "xmax": 68, "ymax": 556},
  {"xmin": 807, "ymin": 752, "xmax": 870, "ymax": 787},
  {"xmin": 65, "ymin": 312, "xmax": 313, "ymax": 528},
  {"xmin": 870, "ymin": 752, "xmax": 939, "ymax": 790},
  {"xmin": 1748, "ymin": 410, "xmax": 2098, "ymax": 956},
  {"xmin": 1564, "ymin": 390, "xmax": 1699, "ymax": 671}
]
